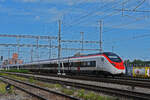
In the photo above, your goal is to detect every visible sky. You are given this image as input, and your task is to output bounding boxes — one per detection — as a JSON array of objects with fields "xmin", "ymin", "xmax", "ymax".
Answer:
[{"xmin": 0, "ymin": 0, "xmax": 150, "ymax": 62}]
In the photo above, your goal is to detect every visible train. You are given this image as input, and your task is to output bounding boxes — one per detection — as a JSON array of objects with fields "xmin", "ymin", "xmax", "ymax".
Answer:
[{"xmin": 5, "ymin": 52, "xmax": 125, "ymax": 76}]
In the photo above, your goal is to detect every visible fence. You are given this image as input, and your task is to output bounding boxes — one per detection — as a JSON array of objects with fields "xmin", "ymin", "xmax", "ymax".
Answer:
[{"xmin": 125, "ymin": 64, "xmax": 150, "ymax": 78}]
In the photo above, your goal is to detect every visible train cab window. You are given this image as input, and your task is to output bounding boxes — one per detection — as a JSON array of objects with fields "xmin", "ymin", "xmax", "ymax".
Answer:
[
  {"xmin": 108, "ymin": 55, "xmax": 121, "ymax": 62},
  {"xmin": 104, "ymin": 52, "xmax": 122, "ymax": 62}
]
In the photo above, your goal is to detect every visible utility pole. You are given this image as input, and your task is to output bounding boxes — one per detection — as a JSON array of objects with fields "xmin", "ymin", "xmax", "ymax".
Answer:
[
  {"xmin": 30, "ymin": 46, "xmax": 33, "ymax": 62},
  {"xmin": 99, "ymin": 20, "xmax": 103, "ymax": 53},
  {"xmin": 112, "ymin": 46, "xmax": 114, "ymax": 52},
  {"xmin": 36, "ymin": 37, "xmax": 39, "ymax": 61},
  {"xmin": 48, "ymin": 39, "xmax": 51, "ymax": 59},
  {"xmin": 122, "ymin": 0, "xmax": 124, "ymax": 16},
  {"xmin": 80, "ymin": 32, "xmax": 84, "ymax": 53},
  {"xmin": 8, "ymin": 47, "xmax": 10, "ymax": 59},
  {"xmin": 17, "ymin": 36, "xmax": 20, "ymax": 59},
  {"xmin": 58, "ymin": 20, "xmax": 61, "ymax": 75}
]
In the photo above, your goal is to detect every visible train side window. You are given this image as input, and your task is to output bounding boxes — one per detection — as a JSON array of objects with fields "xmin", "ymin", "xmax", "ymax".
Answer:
[
  {"xmin": 83, "ymin": 62, "xmax": 86, "ymax": 66},
  {"xmin": 90, "ymin": 61, "xmax": 96, "ymax": 67},
  {"xmin": 87, "ymin": 62, "xmax": 90, "ymax": 66}
]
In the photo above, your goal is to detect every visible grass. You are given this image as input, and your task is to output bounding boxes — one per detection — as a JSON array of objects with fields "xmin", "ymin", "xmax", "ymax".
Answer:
[
  {"xmin": 76, "ymin": 89, "xmax": 117, "ymax": 100},
  {"xmin": 10, "ymin": 75, "xmax": 27, "ymax": 81},
  {"xmin": 55, "ymin": 84, "xmax": 62, "ymax": 88},
  {"xmin": 0, "ymin": 73, "xmax": 9, "ymax": 76},
  {"xmin": 28, "ymin": 77, "xmax": 37, "ymax": 83},
  {"xmin": 61, "ymin": 88, "xmax": 74, "ymax": 95},
  {"xmin": 0, "ymin": 82, "xmax": 14, "ymax": 95},
  {"xmin": 0, "ymin": 82, "xmax": 7, "ymax": 94},
  {"xmin": 1, "ymin": 69, "xmax": 30, "ymax": 73},
  {"xmin": 77, "ymin": 89, "xmax": 85, "ymax": 98},
  {"xmin": 36, "ymin": 82, "xmax": 55, "ymax": 88}
]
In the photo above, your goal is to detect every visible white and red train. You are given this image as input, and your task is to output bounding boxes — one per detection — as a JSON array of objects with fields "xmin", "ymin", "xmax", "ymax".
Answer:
[{"xmin": 6, "ymin": 52, "xmax": 125, "ymax": 76}]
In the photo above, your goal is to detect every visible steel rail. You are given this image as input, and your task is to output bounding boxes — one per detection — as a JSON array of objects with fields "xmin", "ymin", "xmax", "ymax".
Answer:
[
  {"xmin": 0, "ymin": 76, "xmax": 47, "ymax": 100},
  {"xmin": 0, "ymin": 76, "xmax": 79, "ymax": 100}
]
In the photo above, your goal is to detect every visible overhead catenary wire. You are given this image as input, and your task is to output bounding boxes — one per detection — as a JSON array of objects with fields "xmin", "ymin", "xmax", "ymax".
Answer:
[
  {"xmin": 133, "ymin": 0, "xmax": 146, "ymax": 11},
  {"xmin": 105, "ymin": 33, "xmax": 150, "ymax": 44},
  {"xmin": 65, "ymin": 0, "xmax": 129, "ymax": 27},
  {"xmin": 101, "ymin": 0, "xmax": 149, "ymax": 34},
  {"xmin": 71, "ymin": 0, "xmax": 149, "ymax": 33},
  {"xmin": 63, "ymin": 0, "xmax": 130, "ymax": 35},
  {"xmin": 102, "ymin": 14, "xmax": 148, "ymax": 34},
  {"xmin": 63, "ymin": 0, "xmax": 124, "ymax": 27}
]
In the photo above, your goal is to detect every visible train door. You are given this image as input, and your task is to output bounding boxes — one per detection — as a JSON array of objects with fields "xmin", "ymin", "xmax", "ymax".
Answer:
[
  {"xmin": 68, "ymin": 60, "xmax": 71, "ymax": 73},
  {"xmin": 77, "ymin": 62, "xmax": 81, "ymax": 74},
  {"xmin": 95, "ymin": 57, "xmax": 105, "ymax": 75},
  {"xmin": 61, "ymin": 62, "xmax": 66, "ymax": 75},
  {"xmin": 98, "ymin": 57, "xmax": 104, "ymax": 69},
  {"xmin": 101, "ymin": 57, "xmax": 105, "ymax": 71}
]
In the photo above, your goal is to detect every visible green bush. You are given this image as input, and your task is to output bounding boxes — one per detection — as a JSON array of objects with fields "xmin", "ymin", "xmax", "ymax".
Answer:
[
  {"xmin": 28, "ymin": 77, "xmax": 36, "ymax": 83},
  {"xmin": 55, "ymin": 84, "xmax": 62, "ymax": 88},
  {"xmin": 84, "ymin": 92, "xmax": 97, "ymax": 100},
  {"xmin": 2, "ymin": 69, "xmax": 30, "ymax": 73},
  {"xmin": 77, "ymin": 89, "xmax": 85, "ymax": 98}
]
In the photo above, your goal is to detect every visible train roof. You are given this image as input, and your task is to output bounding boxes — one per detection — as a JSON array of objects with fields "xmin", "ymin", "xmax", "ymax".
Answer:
[
  {"xmin": 71, "ymin": 52, "xmax": 118, "ymax": 57},
  {"xmin": 31, "ymin": 52, "xmax": 117, "ymax": 62}
]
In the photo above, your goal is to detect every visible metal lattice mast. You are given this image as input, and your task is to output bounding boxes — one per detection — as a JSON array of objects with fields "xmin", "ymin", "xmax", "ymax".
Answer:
[
  {"xmin": 58, "ymin": 20, "xmax": 61, "ymax": 74},
  {"xmin": 99, "ymin": 20, "xmax": 103, "ymax": 53},
  {"xmin": 80, "ymin": 32, "xmax": 84, "ymax": 52}
]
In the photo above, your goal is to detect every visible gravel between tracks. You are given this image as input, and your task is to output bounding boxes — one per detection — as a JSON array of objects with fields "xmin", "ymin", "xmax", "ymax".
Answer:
[
  {"xmin": 0, "ymin": 88, "xmax": 39, "ymax": 100},
  {"xmin": 25, "ymin": 73, "xmax": 150, "ymax": 95}
]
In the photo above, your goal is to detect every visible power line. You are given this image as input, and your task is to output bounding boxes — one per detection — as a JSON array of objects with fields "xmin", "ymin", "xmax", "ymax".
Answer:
[
  {"xmin": 133, "ymin": 0, "xmax": 146, "ymax": 11},
  {"xmin": 62, "ymin": 0, "xmax": 89, "ymax": 25},
  {"xmin": 0, "ymin": 34, "xmax": 57, "ymax": 39},
  {"xmin": 64, "ymin": 0, "xmax": 126, "ymax": 28},
  {"xmin": 64, "ymin": 0, "xmax": 147, "ymax": 36},
  {"xmin": 0, "ymin": 43, "xmax": 99, "ymax": 51},
  {"xmin": 99, "ymin": 20, "xmax": 103, "ymax": 53},
  {"xmin": 105, "ymin": 33, "xmax": 150, "ymax": 44},
  {"xmin": 63, "ymin": 0, "xmax": 130, "ymax": 34},
  {"xmin": 115, "ymin": 9, "xmax": 150, "ymax": 13},
  {"xmin": 103, "ymin": 15, "xmax": 147, "ymax": 34}
]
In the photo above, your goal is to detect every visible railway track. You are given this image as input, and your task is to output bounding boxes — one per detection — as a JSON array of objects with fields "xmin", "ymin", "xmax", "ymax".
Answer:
[
  {"xmin": 29, "ymin": 72, "xmax": 150, "ymax": 82},
  {"xmin": 27, "ymin": 72, "xmax": 150, "ymax": 89},
  {"xmin": 0, "ymin": 75, "xmax": 79, "ymax": 100},
  {"xmin": 2, "ymin": 72, "xmax": 150, "ymax": 100},
  {"xmin": 114, "ymin": 76, "xmax": 150, "ymax": 82}
]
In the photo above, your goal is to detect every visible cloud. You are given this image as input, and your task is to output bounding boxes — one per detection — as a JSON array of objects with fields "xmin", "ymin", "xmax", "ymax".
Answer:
[
  {"xmin": 0, "ymin": 5, "xmax": 32, "ymax": 16},
  {"xmin": 0, "ymin": 0, "xmax": 120, "ymax": 24},
  {"xmin": 0, "ymin": 0, "xmax": 5, "ymax": 2},
  {"xmin": 35, "ymin": 15, "xmax": 40, "ymax": 20},
  {"xmin": 13, "ymin": 0, "xmax": 116, "ymax": 5},
  {"xmin": 40, "ymin": 7, "xmax": 65, "ymax": 23},
  {"xmin": 14, "ymin": 0, "xmax": 37, "ymax": 3}
]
